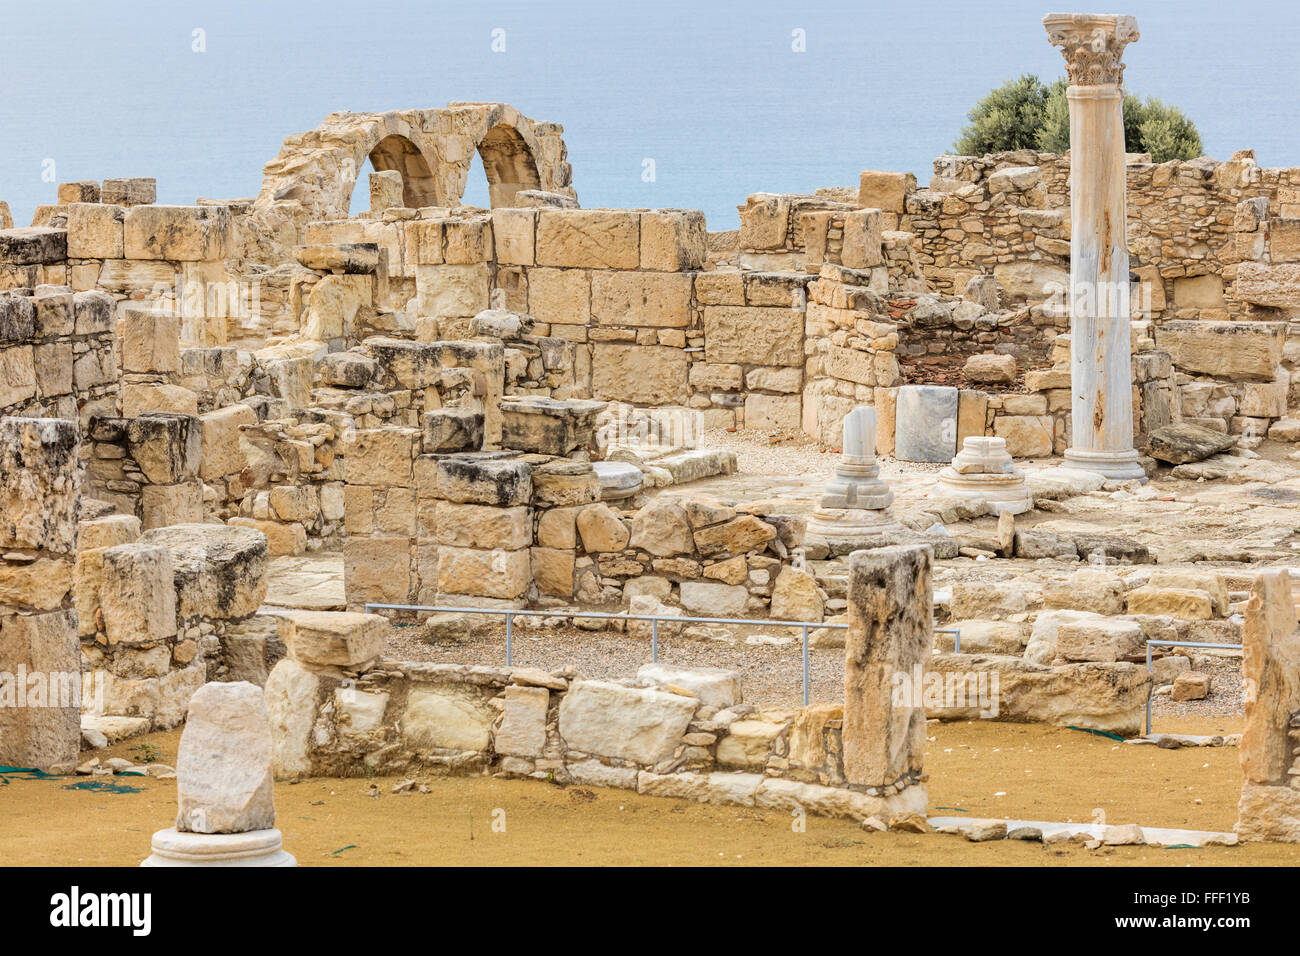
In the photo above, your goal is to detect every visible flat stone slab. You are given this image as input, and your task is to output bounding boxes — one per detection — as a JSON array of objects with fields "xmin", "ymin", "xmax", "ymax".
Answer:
[
  {"xmin": 894, "ymin": 385, "xmax": 958, "ymax": 462},
  {"xmin": 263, "ymin": 553, "xmax": 346, "ymax": 610},
  {"xmin": 1148, "ymin": 423, "xmax": 1237, "ymax": 464},
  {"xmin": 927, "ymin": 816, "xmax": 1238, "ymax": 847}
]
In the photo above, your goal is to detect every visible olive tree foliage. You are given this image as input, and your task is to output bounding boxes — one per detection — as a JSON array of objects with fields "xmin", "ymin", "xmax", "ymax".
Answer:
[{"xmin": 954, "ymin": 75, "xmax": 1202, "ymax": 163}]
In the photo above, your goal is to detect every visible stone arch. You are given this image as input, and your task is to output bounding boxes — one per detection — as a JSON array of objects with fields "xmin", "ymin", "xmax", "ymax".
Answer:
[
  {"xmin": 253, "ymin": 103, "xmax": 576, "ymax": 225},
  {"xmin": 476, "ymin": 123, "xmax": 542, "ymax": 207},
  {"xmin": 367, "ymin": 133, "xmax": 439, "ymax": 209}
]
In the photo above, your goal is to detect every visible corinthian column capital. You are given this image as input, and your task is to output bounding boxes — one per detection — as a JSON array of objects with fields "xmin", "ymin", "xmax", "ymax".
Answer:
[{"xmin": 1042, "ymin": 13, "xmax": 1139, "ymax": 87}]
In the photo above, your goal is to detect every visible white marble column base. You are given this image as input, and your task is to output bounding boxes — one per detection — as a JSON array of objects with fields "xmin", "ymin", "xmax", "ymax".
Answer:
[
  {"xmin": 935, "ymin": 471, "xmax": 1033, "ymax": 515},
  {"xmin": 141, "ymin": 827, "xmax": 297, "ymax": 867},
  {"xmin": 1063, "ymin": 446, "xmax": 1147, "ymax": 481}
]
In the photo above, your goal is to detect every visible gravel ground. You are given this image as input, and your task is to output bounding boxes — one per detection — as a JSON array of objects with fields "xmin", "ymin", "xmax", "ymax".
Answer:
[
  {"xmin": 384, "ymin": 618, "xmax": 843, "ymax": 709},
  {"xmin": 1150, "ymin": 653, "xmax": 1244, "ymax": 723},
  {"xmin": 384, "ymin": 618, "xmax": 1246, "ymax": 721}
]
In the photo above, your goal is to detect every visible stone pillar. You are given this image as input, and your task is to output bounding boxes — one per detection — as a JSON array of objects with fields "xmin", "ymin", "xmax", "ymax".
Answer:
[
  {"xmin": 1044, "ymin": 13, "xmax": 1146, "ymax": 480},
  {"xmin": 0, "ymin": 418, "xmax": 82, "ymax": 772},
  {"xmin": 842, "ymin": 544, "xmax": 931, "ymax": 802},
  {"xmin": 804, "ymin": 406, "xmax": 900, "ymax": 555},
  {"xmin": 143, "ymin": 681, "xmax": 296, "ymax": 866},
  {"xmin": 1235, "ymin": 569, "xmax": 1300, "ymax": 841}
]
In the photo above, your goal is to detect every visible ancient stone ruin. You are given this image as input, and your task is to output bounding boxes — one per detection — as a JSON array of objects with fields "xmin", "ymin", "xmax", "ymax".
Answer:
[{"xmin": 3, "ymin": 12, "xmax": 1300, "ymax": 853}]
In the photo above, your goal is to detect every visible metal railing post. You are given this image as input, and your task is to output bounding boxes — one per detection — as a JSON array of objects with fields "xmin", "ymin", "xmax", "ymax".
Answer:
[
  {"xmin": 1145, "ymin": 640, "xmax": 1153, "ymax": 736},
  {"xmin": 801, "ymin": 625, "xmax": 809, "ymax": 706},
  {"xmin": 505, "ymin": 611, "xmax": 513, "ymax": 667},
  {"xmin": 651, "ymin": 617, "xmax": 659, "ymax": 663}
]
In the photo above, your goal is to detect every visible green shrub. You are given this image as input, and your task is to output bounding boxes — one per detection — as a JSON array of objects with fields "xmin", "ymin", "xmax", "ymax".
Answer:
[{"xmin": 955, "ymin": 75, "xmax": 1202, "ymax": 162}]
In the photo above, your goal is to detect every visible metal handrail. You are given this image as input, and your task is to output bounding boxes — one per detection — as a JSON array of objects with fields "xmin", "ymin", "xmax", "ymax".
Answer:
[{"xmin": 365, "ymin": 601, "xmax": 959, "ymax": 706}]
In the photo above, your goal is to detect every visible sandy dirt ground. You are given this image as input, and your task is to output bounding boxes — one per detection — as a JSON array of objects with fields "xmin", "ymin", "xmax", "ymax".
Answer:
[{"xmin": 4, "ymin": 716, "xmax": 1296, "ymax": 867}]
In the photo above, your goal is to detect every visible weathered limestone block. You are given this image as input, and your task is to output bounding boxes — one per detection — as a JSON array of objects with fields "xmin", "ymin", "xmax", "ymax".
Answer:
[
  {"xmin": 199, "ymin": 403, "xmax": 256, "ymax": 480},
  {"xmin": 121, "ymin": 306, "xmax": 181, "ymax": 374},
  {"xmin": 123, "ymin": 205, "xmax": 234, "ymax": 261},
  {"xmin": 176, "ymin": 681, "xmax": 276, "ymax": 834},
  {"xmin": 495, "ymin": 685, "xmax": 549, "ymax": 757},
  {"xmin": 531, "ymin": 546, "xmax": 575, "ymax": 598},
  {"xmin": 840, "ymin": 209, "xmax": 883, "ymax": 270},
  {"xmin": 317, "ymin": 350, "xmax": 377, "ymax": 387},
  {"xmin": 433, "ymin": 501, "xmax": 532, "ymax": 550},
  {"xmin": 531, "ymin": 460, "xmax": 601, "ymax": 507},
  {"xmin": 535, "ymin": 209, "xmax": 639, "ymax": 269},
  {"xmin": 421, "ymin": 405, "xmax": 482, "ymax": 453},
  {"xmin": 344, "ymin": 536, "xmax": 412, "ymax": 605},
  {"xmin": 993, "ymin": 415, "xmax": 1054, "ymax": 458},
  {"xmin": 123, "ymin": 413, "xmax": 202, "ymax": 484},
  {"xmin": 636, "ymin": 663, "xmax": 741, "ymax": 710},
  {"xmin": 120, "ymin": 383, "xmax": 200, "ymax": 418},
  {"xmin": 402, "ymin": 684, "xmax": 495, "ymax": 751},
  {"xmin": 99, "ymin": 542, "xmax": 177, "ymax": 645},
  {"xmin": 557, "ymin": 680, "xmax": 697, "ymax": 764},
  {"xmin": 692, "ymin": 514, "xmax": 776, "ymax": 557},
  {"xmin": 0, "ymin": 418, "xmax": 80, "ymax": 554},
  {"xmin": 272, "ymin": 610, "xmax": 384, "ymax": 670},
  {"xmin": 716, "ymin": 718, "xmax": 786, "ymax": 769},
  {"xmin": 639, "ymin": 210, "xmax": 707, "ymax": 271},
  {"xmin": 0, "ymin": 227, "xmax": 67, "ymax": 264},
  {"xmin": 1055, "ymin": 617, "xmax": 1145, "ymax": 663},
  {"xmin": 857, "ymin": 171, "xmax": 914, "ymax": 214},
  {"xmin": 0, "ymin": 609, "xmax": 80, "ymax": 772},
  {"xmin": 591, "ymin": 271, "xmax": 692, "ymax": 327},
  {"xmin": 1042, "ymin": 569, "xmax": 1124, "ymax": 615},
  {"xmin": 437, "ymin": 546, "xmax": 531, "ymax": 600},
  {"xmin": 264, "ymin": 658, "xmax": 320, "ymax": 779},
  {"xmin": 57, "ymin": 180, "xmax": 100, "ymax": 204},
  {"xmin": 590, "ymin": 344, "xmax": 688, "ymax": 405},
  {"xmin": 1126, "ymin": 586, "xmax": 1214, "ymax": 621},
  {"xmin": 436, "ymin": 456, "xmax": 531, "ymax": 506},
  {"xmin": 927, "ymin": 654, "xmax": 1150, "ymax": 736},
  {"xmin": 0, "ymin": 345, "xmax": 36, "ymax": 408},
  {"xmin": 1147, "ymin": 423, "xmax": 1236, "ymax": 464},
  {"xmin": 628, "ymin": 499, "xmax": 694, "ymax": 556},
  {"xmin": 576, "ymin": 503, "xmax": 629, "ymax": 552},
  {"xmin": 703, "ymin": 306, "xmax": 804, "ymax": 366},
  {"xmin": 770, "ymin": 566, "xmax": 824, "ymax": 621},
  {"xmin": 1236, "ymin": 569, "xmax": 1300, "ymax": 841},
  {"xmin": 1155, "ymin": 320, "xmax": 1284, "ymax": 382},
  {"xmin": 679, "ymin": 580, "xmax": 748, "ymax": 616},
  {"xmin": 964, "ymin": 353, "xmax": 1017, "ymax": 385},
  {"xmin": 499, "ymin": 397, "xmax": 605, "ymax": 455},
  {"xmin": 139, "ymin": 524, "xmax": 268, "ymax": 621},
  {"xmin": 101, "ymin": 177, "xmax": 156, "ymax": 206},
  {"xmin": 343, "ymin": 427, "xmax": 418, "ymax": 487},
  {"xmin": 64, "ymin": 202, "xmax": 125, "ymax": 259},
  {"xmin": 844, "ymin": 545, "xmax": 931, "ymax": 787}
]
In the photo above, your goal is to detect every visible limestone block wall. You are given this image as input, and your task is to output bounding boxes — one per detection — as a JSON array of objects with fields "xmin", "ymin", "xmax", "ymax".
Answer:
[
  {"xmin": 0, "ymin": 417, "xmax": 83, "ymax": 772},
  {"xmin": 78, "ymin": 523, "xmax": 273, "ymax": 733},
  {"xmin": 227, "ymin": 411, "xmax": 348, "ymax": 556},
  {"xmin": 900, "ymin": 148, "xmax": 1298, "ymax": 320},
  {"xmin": 1, "ymin": 200, "xmax": 243, "ymax": 349},
  {"xmin": 0, "ymin": 286, "xmax": 117, "ymax": 428},
  {"xmin": 85, "ymin": 412, "xmax": 203, "ymax": 529},
  {"xmin": 265, "ymin": 652, "xmax": 928, "ymax": 826},
  {"xmin": 271, "ymin": 542, "xmax": 928, "ymax": 822}
]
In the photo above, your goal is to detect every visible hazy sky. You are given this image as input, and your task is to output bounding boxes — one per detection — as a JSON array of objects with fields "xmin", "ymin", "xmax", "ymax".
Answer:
[{"xmin": 1, "ymin": 0, "xmax": 1294, "ymax": 226}]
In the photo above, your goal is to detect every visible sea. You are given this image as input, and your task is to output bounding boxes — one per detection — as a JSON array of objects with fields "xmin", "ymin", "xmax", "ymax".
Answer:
[{"xmin": 1, "ymin": 0, "xmax": 1296, "ymax": 229}]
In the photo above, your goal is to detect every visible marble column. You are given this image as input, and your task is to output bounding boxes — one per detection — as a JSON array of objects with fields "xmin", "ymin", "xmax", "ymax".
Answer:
[
  {"xmin": 1044, "ymin": 13, "xmax": 1146, "ymax": 480},
  {"xmin": 804, "ymin": 406, "xmax": 901, "ymax": 555}
]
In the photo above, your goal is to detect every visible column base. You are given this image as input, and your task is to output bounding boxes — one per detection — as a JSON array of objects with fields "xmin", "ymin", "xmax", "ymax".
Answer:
[
  {"xmin": 141, "ymin": 828, "xmax": 297, "ymax": 867},
  {"xmin": 1062, "ymin": 447, "xmax": 1147, "ymax": 481}
]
